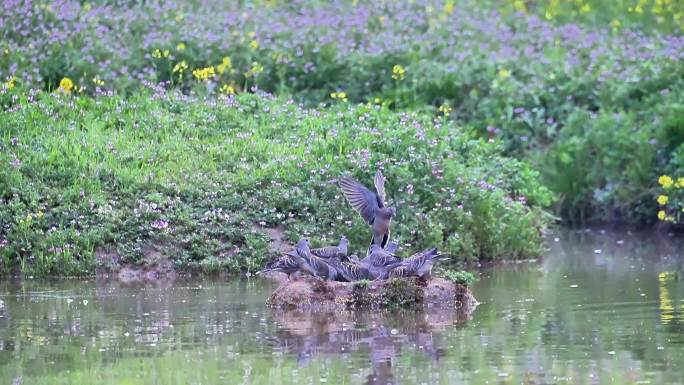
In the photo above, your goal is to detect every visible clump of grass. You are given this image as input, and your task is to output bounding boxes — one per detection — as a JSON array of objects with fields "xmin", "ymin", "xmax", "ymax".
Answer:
[
  {"xmin": 441, "ymin": 270, "xmax": 478, "ymax": 286},
  {"xmin": 379, "ymin": 278, "xmax": 423, "ymax": 307}
]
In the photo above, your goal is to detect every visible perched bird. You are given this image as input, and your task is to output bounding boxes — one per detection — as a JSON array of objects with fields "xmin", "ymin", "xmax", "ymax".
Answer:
[
  {"xmin": 385, "ymin": 241, "xmax": 399, "ymax": 254},
  {"xmin": 363, "ymin": 244, "xmax": 401, "ymax": 267},
  {"xmin": 339, "ymin": 171, "xmax": 396, "ymax": 251},
  {"xmin": 257, "ymin": 253, "xmax": 299, "ymax": 279},
  {"xmin": 388, "ymin": 248, "xmax": 446, "ymax": 279},
  {"xmin": 293, "ymin": 238, "xmax": 338, "ymax": 280},
  {"xmin": 353, "ymin": 250, "xmax": 402, "ymax": 280},
  {"xmin": 327, "ymin": 256, "xmax": 373, "ymax": 282},
  {"xmin": 311, "ymin": 236, "xmax": 349, "ymax": 259}
]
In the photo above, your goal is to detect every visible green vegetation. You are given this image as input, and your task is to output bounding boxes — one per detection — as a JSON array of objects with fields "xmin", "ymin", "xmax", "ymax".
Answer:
[
  {"xmin": 1, "ymin": 0, "xmax": 682, "ymax": 275},
  {"xmin": 0, "ymin": 90, "xmax": 551, "ymax": 276},
  {"xmin": 441, "ymin": 270, "xmax": 478, "ymax": 286},
  {"xmin": 3, "ymin": 0, "xmax": 682, "ymax": 227},
  {"xmin": 379, "ymin": 278, "xmax": 424, "ymax": 307}
]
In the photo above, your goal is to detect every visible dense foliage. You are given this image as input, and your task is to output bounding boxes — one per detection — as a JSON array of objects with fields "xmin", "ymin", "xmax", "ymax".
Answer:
[
  {"xmin": 2, "ymin": 0, "xmax": 681, "ymax": 225},
  {"xmin": 1, "ymin": 0, "xmax": 682, "ymax": 275},
  {"xmin": 0, "ymin": 90, "xmax": 552, "ymax": 275}
]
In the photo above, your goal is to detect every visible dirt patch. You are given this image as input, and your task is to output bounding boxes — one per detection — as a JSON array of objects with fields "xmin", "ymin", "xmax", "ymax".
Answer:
[
  {"xmin": 254, "ymin": 224, "xmax": 291, "ymax": 254},
  {"xmin": 95, "ymin": 247, "xmax": 120, "ymax": 274},
  {"xmin": 266, "ymin": 275, "xmax": 478, "ymax": 311},
  {"xmin": 95, "ymin": 244, "xmax": 176, "ymax": 283}
]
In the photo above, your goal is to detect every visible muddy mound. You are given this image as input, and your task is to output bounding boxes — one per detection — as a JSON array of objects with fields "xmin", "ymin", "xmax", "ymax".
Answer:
[{"xmin": 266, "ymin": 275, "xmax": 478, "ymax": 311}]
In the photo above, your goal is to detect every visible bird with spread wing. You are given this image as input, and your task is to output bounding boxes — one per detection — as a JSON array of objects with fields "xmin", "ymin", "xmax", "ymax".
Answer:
[{"xmin": 339, "ymin": 171, "xmax": 396, "ymax": 254}]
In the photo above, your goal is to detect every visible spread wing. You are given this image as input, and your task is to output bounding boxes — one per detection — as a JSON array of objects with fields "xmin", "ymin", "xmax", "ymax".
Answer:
[
  {"xmin": 339, "ymin": 176, "xmax": 381, "ymax": 225},
  {"xmin": 374, "ymin": 171, "xmax": 386, "ymax": 205}
]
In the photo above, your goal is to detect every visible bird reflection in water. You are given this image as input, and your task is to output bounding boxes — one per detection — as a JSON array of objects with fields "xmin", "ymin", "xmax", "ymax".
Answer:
[{"xmin": 269, "ymin": 306, "xmax": 474, "ymax": 385}]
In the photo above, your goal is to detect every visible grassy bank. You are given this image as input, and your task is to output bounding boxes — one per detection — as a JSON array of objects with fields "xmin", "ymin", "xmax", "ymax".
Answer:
[
  {"xmin": 2, "ymin": 0, "xmax": 682, "ymax": 225},
  {"xmin": 0, "ymin": 89, "xmax": 551, "ymax": 276}
]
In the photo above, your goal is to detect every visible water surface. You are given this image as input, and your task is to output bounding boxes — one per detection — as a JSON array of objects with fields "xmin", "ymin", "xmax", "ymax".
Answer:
[{"xmin": 1, "ymin": 229, "xmax": 683, "ymax": 384}]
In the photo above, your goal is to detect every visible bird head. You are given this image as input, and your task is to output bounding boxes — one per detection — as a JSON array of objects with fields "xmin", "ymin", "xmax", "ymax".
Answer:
[{"xmin": 296, "ymin": 238, "xmax": 310, "ymax": 249}]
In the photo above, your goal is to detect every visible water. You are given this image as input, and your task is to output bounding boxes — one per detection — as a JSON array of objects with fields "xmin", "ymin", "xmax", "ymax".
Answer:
[{"xmin": 1, "ymin": 229, "xmax": 683, "ymax": 385}]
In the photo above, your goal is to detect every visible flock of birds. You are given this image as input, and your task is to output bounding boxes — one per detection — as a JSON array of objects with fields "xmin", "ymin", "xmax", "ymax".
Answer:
[{"xmin": 258, "ymin": 171, "xmax": 447, "ymax": 282}]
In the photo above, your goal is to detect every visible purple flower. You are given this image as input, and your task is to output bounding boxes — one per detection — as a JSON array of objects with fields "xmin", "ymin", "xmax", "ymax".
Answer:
[
  {"xmin": 0, "ymin": 239, "xmax": 7, "ymax": 248},
  {"xmin": 151, "ymin": 220, "xmax": 169, "ymax": 229}
]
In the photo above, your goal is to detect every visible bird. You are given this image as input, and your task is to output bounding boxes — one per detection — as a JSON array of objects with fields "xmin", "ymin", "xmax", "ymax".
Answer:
[
  {"xmin": 351, "ymin": 252, "xmax": 401, "ymax": 281},
  {"xmin": 339, "ymin": 171, "xmax": 396, "ymax": 252},
  {"xmin": 327, "ymin": 256, "xmax": 373, "ymax": 282},
  {"xmin": 388, "ymin": 248, "xmax": 446, "ymax": 279},
  {"xmin": 363, "ymin": 244, "xmax": 401, "ymax": 267},
  {"xmin": 257, "ymin": 253, "xmax": 300, "ymax": 279},
  {"xmin": 293, "ymin": 238, "xmax": 338, "ymax": 280},
  {"xmin": 310, "ymin": 236, "xmax": 349, "ymax": 259},
  {"xmin": 385, "ymin": 241, "xmax": 399, "ymax": 254}
]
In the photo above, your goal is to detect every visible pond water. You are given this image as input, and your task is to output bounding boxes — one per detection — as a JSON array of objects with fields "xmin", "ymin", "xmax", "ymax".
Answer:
[{"xmin": 1, "ymin": 229, "xmax": 683, "ymax": 385}]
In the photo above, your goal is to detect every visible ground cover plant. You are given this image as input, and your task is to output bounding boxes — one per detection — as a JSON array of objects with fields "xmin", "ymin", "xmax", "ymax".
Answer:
[
  {"xmin": 2, "ymin": 0, "xmax": 681, "ymax": 225},
  {"xmin": 0, "ymin": 89, "xmax": 552, "ymax": 276}
]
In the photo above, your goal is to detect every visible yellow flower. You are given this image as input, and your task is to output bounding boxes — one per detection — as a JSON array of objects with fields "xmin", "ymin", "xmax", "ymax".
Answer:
[
  {"xmin": 176, "ymin": 43, "xmax": 186, "ymax": 51},
  {"xmin": 610, "ymin": 19, "xmax": 621, "ymax": 29},
  {"xmin": 245, "ymin": 62, "xmax": 264, "ymax": 77},
  {"xmin": 192, "ymin": 66, "xmax": 215, "ymax": 81},
  {"xmin": 657, "ymin": 195, "xmax": 668, "ymax": 205},
  {"xmin": 439, "ymin": 104, "xmax": 452, "ymax": 115},
  {"xmin": 392, "ymin": 64, "xmax": 406, "ymax": 81},
  {"xmin": 658, "ymin": 175, "xmax": 674, "ymax": 189},
  {"xmin": 374, "ymin": 97, "xmax": 381, "ymax": 104},
  {"xmin": 579, "ymin": 4, "xmax": 591, "ymax": 13},
  {"xmin": 173, "ymin": 60, "xmax": 188, "ymax": 73},
  {"xmin": 330, "ymin": 92, "xmax": 348, "ymax": 102},
  {"xmin": 250, "ymin": 40, "xmax": 260, "ymax": 50},
  {"xmin": 513, "ymin": 0, "xmax": 526, "ymax": 12},
  {"xmin": 58, "ymin": 77, "xmax": 74, "ymax": 93},
  {"xmin": 92, "ymin": 77, "xmax": 104, "ymax": 86},
  {"xmin": 498, "ymin": 68, "xmax": 511, "ymax": 79},
  {"xmin": 3, "ymin": 76, "xmax": 16, "ymax": 90},
  {"xmin": 217, "ymin": 56, "xmax": 232, "ymax": 74},
  {"xmin": 443, "ymin": 0, "xmax": 454, "ymax": 15},
  {"xmin": 152, "ymin": 49, "xmax": 170, "ymax": 58},
  {"xmin": 676, "ymin": 177, "xmax": 684, "ymax": 188},
  {"xmin": 657, "ymin": 210, "xmax": 666, "ymax": 220},
  {"xmin": 219, "ymin": 84, "xmax": 235, "ymax": 95}
]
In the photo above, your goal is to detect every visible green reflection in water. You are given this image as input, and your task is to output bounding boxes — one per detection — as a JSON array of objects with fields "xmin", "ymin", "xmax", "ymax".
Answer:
[{"xmin": 0, "ymin": 229, "xmax": 683, "ymax": 384}]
